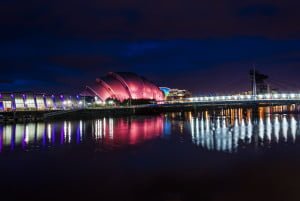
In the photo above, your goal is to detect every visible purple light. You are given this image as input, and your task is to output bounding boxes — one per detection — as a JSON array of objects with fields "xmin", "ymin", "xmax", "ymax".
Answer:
[
  {"xmin": 0, "ymin": 126, "xmax": 3, "ymax": 153},
  {"xmin": 60, "ymin": 127, "xmax": 64, "ymax": 145},
  {"xmin": 52, "ymin": 124, "xmax": 56, "ymax": 144}
]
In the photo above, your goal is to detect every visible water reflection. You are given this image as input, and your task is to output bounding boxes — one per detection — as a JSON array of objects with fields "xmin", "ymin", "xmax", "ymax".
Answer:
[
  {"xmin": 188, "ymin": 110, "xmax": 300, "ymax": 153},
  {"xmin": 0, "ymin": 116, "xmax": 164, "ymax": 152},
  {"xmin": 1, "ymin": 108, "xmax": 300, "ymax": 153}
]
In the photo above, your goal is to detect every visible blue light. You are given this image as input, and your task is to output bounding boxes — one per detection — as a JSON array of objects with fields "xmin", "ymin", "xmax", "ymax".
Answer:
[{"xmin": 160, "ymin": 87, "xmax": 170, "ymax": 96}]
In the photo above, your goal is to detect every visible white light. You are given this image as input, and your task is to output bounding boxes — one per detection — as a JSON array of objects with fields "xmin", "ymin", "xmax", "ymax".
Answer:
[
  {"xmin": 239, "ymin": 95, "xmax": 245, "ymax": 100},
  {"xmin": 67, "ymin": 100, "xmax": 72, "ymax": 105},
  {"xmin": 63, "ymin": 101, "xmax": 67, "ymax": 105},
  {"xmin": 265, "ymin": 94, "xmax": 271, "ymax": 99},
  {"xmin": 258, "ymin": 95, "xmax": 263, "ymax": 99},
  {"xmin": 281, "ymin": 94, "xmax": 287, "ymax": 98},
  {"xmin": 246, "ymin": 95, "xmax": 251, "ymax": 99},
  {"xmin": 273, "ymin": 94, "xmax": 279, "ymax": 99},
  {"xmin": 79, "ymin": 101, "xmax": 83, "ymax": 105},
  {"xmin": 96, "ymin": 100, "xmax": 102, "ymax": 104},
  {"xmin": 290, "ymin": 94, "xmax": 296, "ymax": 99}
]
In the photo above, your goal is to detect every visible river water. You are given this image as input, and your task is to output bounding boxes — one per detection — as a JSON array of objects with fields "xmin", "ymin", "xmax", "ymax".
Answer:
[{"xmin": 1, "ymin": 108, "xmax": 300, "ymax": 201}]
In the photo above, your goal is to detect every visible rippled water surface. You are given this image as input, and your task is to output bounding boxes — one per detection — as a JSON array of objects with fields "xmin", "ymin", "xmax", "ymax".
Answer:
[
  {"xmin": 1, "ymin": 108, "xmax": 300, "ymax": 201},
  {"xmin": 1, "ymin": 109, "xmax": 299, "ymax": 153}
]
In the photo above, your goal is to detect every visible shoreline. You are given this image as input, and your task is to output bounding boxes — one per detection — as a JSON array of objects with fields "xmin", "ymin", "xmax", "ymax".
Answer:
[{"xmin": 0, "ymin": 102, "xmax": 299, "ymax": 124}]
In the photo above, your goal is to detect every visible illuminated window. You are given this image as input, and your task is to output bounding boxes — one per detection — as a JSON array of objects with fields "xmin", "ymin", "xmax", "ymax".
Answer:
[
  {"xmin": 15, "ymin": 98, "xmax": 25, "ymax": 109},
  {"xmin": 36, "ymin": 98, "xmax": 45, "ymax": 109},
  {"xmin": 26, "ymin": 98, "xmax": 36, "ymax": 108}
]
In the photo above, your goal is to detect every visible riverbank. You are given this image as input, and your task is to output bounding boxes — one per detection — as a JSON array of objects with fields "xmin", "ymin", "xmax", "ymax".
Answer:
[{"xmin": 0, "ymin": 101, "xmax": 298, "ymax": 124}]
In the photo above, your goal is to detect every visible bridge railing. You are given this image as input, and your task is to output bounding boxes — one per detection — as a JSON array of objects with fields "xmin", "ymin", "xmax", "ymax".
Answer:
[{"xmin": 169, "ymin": 93, "xmax": 300, "ymax": 104}]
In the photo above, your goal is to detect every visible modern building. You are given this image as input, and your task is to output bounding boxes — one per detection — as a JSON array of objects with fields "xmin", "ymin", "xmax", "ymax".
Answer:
[
  {"xmin": 83, "ymin": 72, "xmax": 164, "ymax": 102},
  {"xmin": 160, "ymin": 87, "xmax": 192, "ymax": 101},
  {"xmin": 0, "ymin": 72, "xmax": 166, "ymax": 111},
  {"xmin": 0, "ymin": 93, "xmax": 13, "ymax": 111},
  {"xmin": 159, "ymin": 87, "xmax": 171, "ymax": 97},
  {"xmin": 0, "ymin": 92, "xmax": 84, "ymax": 112}
]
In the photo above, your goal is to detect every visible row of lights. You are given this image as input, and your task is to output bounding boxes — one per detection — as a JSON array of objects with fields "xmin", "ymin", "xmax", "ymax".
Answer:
[
  {"xmin": 60, "ymin": 97, "xmax": 112, "ymax": 107},
  {"xmin": 187, "ymin": 93, "xmax": 300, "ymax": 102},
  {"xmin": 62, "ymin": 100, "xmax": 74, "ymax": 105}
]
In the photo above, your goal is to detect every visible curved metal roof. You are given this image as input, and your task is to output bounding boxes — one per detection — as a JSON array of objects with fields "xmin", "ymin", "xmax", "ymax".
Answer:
[{"xmin": 85, "ymin": 72, "xmax": 164, "ymax": 101}]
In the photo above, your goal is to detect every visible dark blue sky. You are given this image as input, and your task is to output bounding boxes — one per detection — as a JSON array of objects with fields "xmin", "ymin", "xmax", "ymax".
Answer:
[{"xmin": 1, "ymin": 0, "xmax": 300, "ymax": 95}]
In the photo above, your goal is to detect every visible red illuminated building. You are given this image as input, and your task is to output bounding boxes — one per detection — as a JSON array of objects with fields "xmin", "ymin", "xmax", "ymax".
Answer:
[{"xmin": 84, "ymin": 72, "xmax": 164, "ymax": 101}]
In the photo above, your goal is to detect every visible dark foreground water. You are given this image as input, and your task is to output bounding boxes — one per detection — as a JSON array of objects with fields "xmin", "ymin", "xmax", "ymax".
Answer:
[{"xmin": 1, "ymin": 108, "xmax": 300, "ymax": 201}]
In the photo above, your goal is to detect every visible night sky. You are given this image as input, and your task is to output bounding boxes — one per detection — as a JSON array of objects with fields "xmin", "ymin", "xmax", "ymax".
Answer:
[{"xmin": 1, "ymin": 0, "xmax": 300, "ymax": 95}]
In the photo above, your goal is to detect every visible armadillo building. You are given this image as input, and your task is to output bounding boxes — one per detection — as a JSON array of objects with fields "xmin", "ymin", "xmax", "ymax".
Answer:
[{"xmin": 84, "ymin": 72, "xmax": 164, "ymax": 101}]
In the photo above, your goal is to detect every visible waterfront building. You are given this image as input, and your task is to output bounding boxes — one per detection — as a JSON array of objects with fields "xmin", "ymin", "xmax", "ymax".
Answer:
[
  {"xmin": 160, "ymin": 88, "xmax": 192, "ymax": 101},
  {"xmin": 24, "ymin": 93, "xmax": 36, "ymax": 110},
  {"xmin": 14, "ymin": 93, "xmax": 25, "ymax": 110},
  {"xmin": 0, "ymin": 93, "xmax": 13, "ymax": 111},
  {"xmin": 84, "ymin": 72, "xmax": 164, "ymax": 102},
  {"xmin": 159, "ymin": 87, "xmax": 171, "ymax": 97},
  {"xmin": 45, "ymin": 95, "xmax": 55, "ymax": 109},
  {"xmin": 36, "ymin": 94, "xmax": 46, "ymax": 110},
  {"xmin": 0, "ymin": 92, "xmax": 83, "ymax": 112}
]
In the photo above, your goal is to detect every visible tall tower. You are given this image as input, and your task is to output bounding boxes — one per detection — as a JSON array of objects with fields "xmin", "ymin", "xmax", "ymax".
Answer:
[
  {"xmin": 250, "ymin": 67, "xmax": 257, "ymax": 98},
  {"xmin": 252, "ymin": 67, "xmax": 257, "ymax": 97},
  {"xmin": 250, "ymin": 68, "xmax": 269, "ymax": 95}
]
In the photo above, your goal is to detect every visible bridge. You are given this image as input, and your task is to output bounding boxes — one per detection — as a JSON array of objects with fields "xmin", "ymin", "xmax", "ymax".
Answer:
[
  {"xmin": 160, "ymin": 93, "xmax": 300, "ymax": 109},
  {"xmin": 161, "ymin": 68, "xmax": 300, "ymax": 109}
]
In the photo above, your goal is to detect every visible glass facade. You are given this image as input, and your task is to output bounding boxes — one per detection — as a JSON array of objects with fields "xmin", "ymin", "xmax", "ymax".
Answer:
[
  {"xmin": 15, "ymin": 98, "xmax": 25, "ymax": 109},
  {"xmin": 0, "ymin": 93, "xmax": 82, "ymax": 111},
  {"xmin": 3, "ymin": 101, "xmax": 12, "ymax": 111},
  {"xmin": 36, "ymin": 96, "xmax": 45, "ymax": 110}
]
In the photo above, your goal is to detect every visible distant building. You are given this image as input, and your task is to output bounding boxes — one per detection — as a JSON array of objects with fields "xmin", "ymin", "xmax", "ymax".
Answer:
[
  {"xmin": 0, "ymin": 92, "xmax": 84, "ymax": 112},
  {"xmin": 160, "ymin": 87, "xmax": 192, "ymax": 101}
]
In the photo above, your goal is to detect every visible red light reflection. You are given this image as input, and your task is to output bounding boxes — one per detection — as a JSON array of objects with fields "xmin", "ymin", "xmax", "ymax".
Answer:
[{"xmin": 99, "ymin": 116, "xmax": 163, "ymax": 145}]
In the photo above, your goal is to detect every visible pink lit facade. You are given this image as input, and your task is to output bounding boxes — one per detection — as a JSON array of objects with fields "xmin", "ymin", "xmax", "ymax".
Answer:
[{"xmin": 85, "ymin": 72, "xmax": 164, "ymax": 101}]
